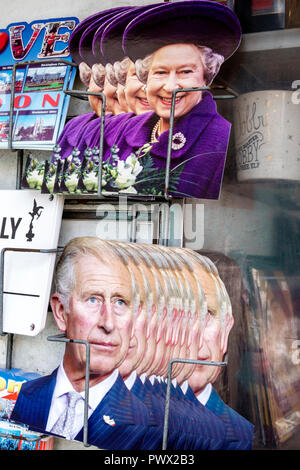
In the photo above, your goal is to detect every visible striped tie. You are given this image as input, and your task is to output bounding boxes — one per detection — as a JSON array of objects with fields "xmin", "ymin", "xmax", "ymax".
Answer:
[{"xmin": 51, "ymin": 391, "xmax": 82, "ymax": 440}]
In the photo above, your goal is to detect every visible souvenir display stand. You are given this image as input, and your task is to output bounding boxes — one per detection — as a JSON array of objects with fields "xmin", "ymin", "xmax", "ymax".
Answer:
[
  {"xmin": 0, "ymin": 2, "xmax": 300, "ymax": 451},
  {"xmin": 0, "ymin": 87, "xmax": 232, "ymax": 449}
]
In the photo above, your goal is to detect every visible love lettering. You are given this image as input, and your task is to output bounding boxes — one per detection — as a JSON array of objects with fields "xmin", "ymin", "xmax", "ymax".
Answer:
[{"xmin": 8, "ymin": 20, "xmax": 76, "ymax": 61}]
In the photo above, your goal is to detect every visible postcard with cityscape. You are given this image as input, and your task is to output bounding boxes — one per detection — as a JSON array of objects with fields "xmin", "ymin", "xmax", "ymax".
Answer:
[{"xmin": 0, "ymin": 17, "xmax": 79, "ymax": 150}]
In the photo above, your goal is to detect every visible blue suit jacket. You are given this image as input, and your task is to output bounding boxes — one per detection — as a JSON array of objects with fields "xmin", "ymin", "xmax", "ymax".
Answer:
[
  {"xmin": 142, "ymin": 377, "xmax": 227, "ymax": 450},
  {"xmin": 185, "ymin": 385, "xmax": 254, "ymax": 450},
  {"xmin": 130, "ymin": 375, "xmax": 165, "ymax": 450},
  {"xmin": 11, "ymin": 369, "xmax": 150, "ymax": 450},
  {"xmin": 131, "ymin": 375, "xmax": 194, "ymax": 451},
  {"xmin": 205, "ymin": 387, "xmax": 254, "ymax": 450},
  {"xmin": 171, "ymin": 382, "xmax": 226, "ymax": 450}
]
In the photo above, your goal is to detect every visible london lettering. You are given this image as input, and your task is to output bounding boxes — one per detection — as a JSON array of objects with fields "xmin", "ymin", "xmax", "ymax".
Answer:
[{"xmin": 4, "ymin": 92, "xmax": 61, "ymax": 110}]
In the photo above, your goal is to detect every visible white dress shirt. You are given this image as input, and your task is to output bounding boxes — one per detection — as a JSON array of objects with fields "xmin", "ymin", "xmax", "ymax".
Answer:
[
  {"xmin": 149, "ymin": 374, "xmax": 156, "ymax": 385},
  {"xmin": 139, "ymin": 372, "xmax": 147, "ymax": 384},
  {"xmin": 180, "ymin": 380, "xmax": 188, "ymax": 394},
  {"xmin": 124, "ymin": 370, "xmax": 137, "ymax": 390},
  {"xmin": 196, "ymin": 383, "xmax": 212, "ymax": 406},
  {"xmin": 46, "ymin": 363, "xmax": 118, "ymax": 439}
]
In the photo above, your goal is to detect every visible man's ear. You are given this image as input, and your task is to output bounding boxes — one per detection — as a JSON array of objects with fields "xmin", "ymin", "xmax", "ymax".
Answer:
[
  {"xmin": 220, "ymin": 313, "xmax": 234, "ymax": 354},
  {"xmin": 50, "ymin": 293, "xmax": 68, "ymax": 332}
]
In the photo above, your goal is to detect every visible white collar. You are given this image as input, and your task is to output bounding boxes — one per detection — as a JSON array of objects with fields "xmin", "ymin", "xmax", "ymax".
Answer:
[
  {"xmin": 124, "ymin": 370, "xmax": 137, "ymax": 390},
  {"xmin": 139, "ymin": 372, "xmax": 147, "ymax": 384},
  {"xmin": 149, "ymin": 374, "xmax": 156, "ymax": 385},
  {"xmin": 55, "ymin": 363, "xmax": 119, "ymax": 411},
  {"xmin": 180, "ymin": 380, "xmax": 188, "ymax": 394},
  {"xmin": 196, "ymin": 383, "xmax": 212, "ymax": 405}
]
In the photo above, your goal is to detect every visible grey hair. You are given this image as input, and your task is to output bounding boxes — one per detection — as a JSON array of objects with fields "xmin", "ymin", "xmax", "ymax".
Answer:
[
  {"xmin": 55, "ymin": 239, "xmax": 107, "ymax": 311},
  {"xmin": 105, "ymin": 62, "xmax": 118, "ymax": 87},
  {"xmin": 54, "ymin": 237, "xmax": 130, "ymax": 312},
  {"xmin": 145, "ymin": 247, "xmax": 168, "ymax": 322},
  {"xmin": 135, "ymin": 54, "xmax": 153, "ymax": 85},
  {"xmin": 92, "ymin": 63, "xmax": 106, "ymax": 89},
  {"xmin": 135, "ymin": 44, "xmax": 224, "ymax": 86},
  {"xmin": 114, "ymin": 57, "xmax": 131, "ymax": 86},
  {"xmin": 55, "ymin": 253, "xmax": 76, "ymax": 312},
  {"xmin": 197, "ymin": 46, "xmax": 224, "ymax": 85},
  {"xmin": 79, "ymin": 62, "xmax": 92, "ymax": 87}
]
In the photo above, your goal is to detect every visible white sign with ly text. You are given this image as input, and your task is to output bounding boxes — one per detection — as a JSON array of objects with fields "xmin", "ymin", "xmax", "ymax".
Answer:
[{"xmin": 0, "ymin": 190, "xmax": 64, "ymax": 335}]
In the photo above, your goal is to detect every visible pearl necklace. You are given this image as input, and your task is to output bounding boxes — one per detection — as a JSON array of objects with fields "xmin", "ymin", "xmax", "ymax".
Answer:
[
  {"xmin": 150, "ymin": 118, "xmax": 186, "ymax": 150},
  {"xmin": 151, "ymin": 119, "xmax": 161, "ymax": 144}
]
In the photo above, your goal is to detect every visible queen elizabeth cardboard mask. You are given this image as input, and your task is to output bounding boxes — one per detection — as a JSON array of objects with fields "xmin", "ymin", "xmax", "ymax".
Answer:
[{"xmin": 25, "ymin": 1, "xmax": 241, "ymax": 199}]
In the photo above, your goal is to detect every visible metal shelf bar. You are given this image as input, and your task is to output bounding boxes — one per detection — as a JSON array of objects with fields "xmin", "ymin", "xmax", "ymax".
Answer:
[
  {"xmin": 63, "ymin": 88, "xmax": 106, "ymax": 199},
  {"xmin": 0, "ymin": 431, "xmax": 49, "ymax": 443},
  {"xmin": 162, "ymin": 355, "xmax": 228, "ymax": 450},
  {"xmin": 0, "ymin": 247, "xmax": 63, "ymax": 371},
  {"xmin": 47, "ymin": 333, "xmax": 90, "ymax": 447}
]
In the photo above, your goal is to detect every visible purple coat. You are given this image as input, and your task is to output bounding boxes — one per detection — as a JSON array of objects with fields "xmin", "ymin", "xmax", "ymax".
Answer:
[
  {"xmin": 102, "ymin": 92, "xmax": 231, "ymax": 199},
  {"xmin": 56, "ymin": 112, "xmax": 99, "ymax": 159},
  {"xmin": 56, "ymin": 112, "xmax": 135, "ymax": 160}
]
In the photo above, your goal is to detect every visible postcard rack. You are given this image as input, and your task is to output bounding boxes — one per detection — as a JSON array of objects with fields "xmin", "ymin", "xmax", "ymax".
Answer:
[
  {"xmin": 0, "ymin": 246, "xmax": 64, "ymax": 360},
  {"xmin": 8, "ymin": 55, "xmax": 237, "ymax": 201},
  {"xmin": 7, "ymin": 58, "xmax": 78, "ymax": 153},
  {"xmin": 0, "ymin": 203, "xmax": 175, "ymax": 448},
  {"xmin": 0, "ymin": 245, "xmax": 64, "ymax": 446}
]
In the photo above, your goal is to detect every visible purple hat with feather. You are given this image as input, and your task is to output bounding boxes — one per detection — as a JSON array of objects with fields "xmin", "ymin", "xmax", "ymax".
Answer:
[{"xmin": 123, "ymin": 1, "xmax": 242, "ymax": 62}]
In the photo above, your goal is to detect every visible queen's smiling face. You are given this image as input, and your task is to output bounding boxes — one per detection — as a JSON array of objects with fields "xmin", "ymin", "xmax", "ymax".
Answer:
[{"xmin": 146, "ymin": 43, "xmax": 206, "ymax": 132}]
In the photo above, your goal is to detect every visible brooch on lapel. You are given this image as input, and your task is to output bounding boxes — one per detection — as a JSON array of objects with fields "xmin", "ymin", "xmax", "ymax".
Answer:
[
  {"xmin": 103, "ymin": 415, "xmax": 116, "ymax": 426},
  {"xmin": 172, "ymin": 132, "xmax": 186, "ymax": 150}
]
